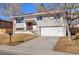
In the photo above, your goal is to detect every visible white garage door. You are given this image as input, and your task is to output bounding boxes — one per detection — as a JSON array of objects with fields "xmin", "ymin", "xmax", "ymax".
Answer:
[{"xmin": 41, "ymin": 27, "xmax": 66, "ymax": 36}]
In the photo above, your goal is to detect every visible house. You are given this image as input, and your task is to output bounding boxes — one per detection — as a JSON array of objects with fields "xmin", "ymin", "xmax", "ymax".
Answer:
[
  {"xmin": 0, "ymin": 19, "xmax": 13, "ymax": 34},
  {"xmin": 11, "ymin": 8, "xmax": 68, "ymax": 36}
]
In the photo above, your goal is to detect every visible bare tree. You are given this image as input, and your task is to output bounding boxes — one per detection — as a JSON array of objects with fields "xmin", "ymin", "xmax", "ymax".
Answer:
[
  {"xmin": 35, "ymin": 3, "xmax": 64, "ymax": 12},
  {"xmin": 0, "ymin": 3, "xmax": 21, "ymax": 18},
  {"xmin": 64, "ymin": 3, "xmax": 79, "ymax": 26},
  {"xmin": 45, "ymin": 3, "xmax": 64, "ymax": 11},
  {"xmin": 64, "ymin": 3, "xmax": 79, "ymax": 40},
  {"xmin": 35, "ymin": 3, "xmax": 47, "ymax": 12}
]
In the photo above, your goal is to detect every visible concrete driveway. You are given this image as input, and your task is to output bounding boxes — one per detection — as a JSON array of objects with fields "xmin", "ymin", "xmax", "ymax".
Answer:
[
  {"xmin": 0, "ymin": 36, "xmax": 72, "ymax": 55},
  {"xmin": 15, "ymin": 37, "xmax": 59, "ymax": 50}
]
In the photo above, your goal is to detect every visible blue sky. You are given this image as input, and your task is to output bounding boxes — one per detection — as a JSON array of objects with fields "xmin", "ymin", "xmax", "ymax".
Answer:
[
  {"xmin": 1, "ymin": 3, "xmax": 79, "ymax": 19},
  {"xmin": 1, "ymin": 3, "xmax": 49, "ymax": 19},
  {"xmin": 20, "ymin": 3, "xmax": 51, "ymax": 14},
  {"xmin": 20, "ymin": 3, "xmax": 37, "ymax": 14},
  {"xmin": 0, "ymin": 3, "xmax": 63, "ymax": 19},
  {"xmin": 1, "ymin": 3, "xmax": 37, "ymax": 19}
]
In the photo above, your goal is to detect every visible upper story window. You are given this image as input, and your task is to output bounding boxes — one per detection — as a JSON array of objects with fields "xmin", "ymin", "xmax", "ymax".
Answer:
[
  {"xmin": 37, "ymin": 16, "xmax": 43, "ymax": 20},
  {"xmin": 54, "ymin": 14, "xmax": 61, "ymax": 19},
  {"xmin": 16, "ymin": 17, "xmax": 24, "ymax": 23}
]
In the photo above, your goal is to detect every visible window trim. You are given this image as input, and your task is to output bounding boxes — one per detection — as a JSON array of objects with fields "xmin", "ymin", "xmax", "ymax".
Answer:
[
  {"xmin": 54, "ymin": 14, "xmax": 61, "ymax": 19},
  {"xmin": 37, "ymin": 16, "xmax": 43, "ymax": 20},
  {"xmin": 16, "ymin": 17, "xmax": 24, "ymax": 23}
]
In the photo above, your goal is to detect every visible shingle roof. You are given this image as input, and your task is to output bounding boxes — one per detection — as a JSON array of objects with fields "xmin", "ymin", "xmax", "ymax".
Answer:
[
  {"xmin": 12, "ymin": 8, "xmax": 64, "ymax": 18},
  {"xmin": 0, "ymin": 18, "xmax": 12, "ymax": 22}
]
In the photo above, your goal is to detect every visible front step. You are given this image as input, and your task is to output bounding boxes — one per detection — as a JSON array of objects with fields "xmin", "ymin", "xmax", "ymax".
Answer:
[{"xmin": 29, "ymin": 30, "xmax": 38, "ymax": 36}]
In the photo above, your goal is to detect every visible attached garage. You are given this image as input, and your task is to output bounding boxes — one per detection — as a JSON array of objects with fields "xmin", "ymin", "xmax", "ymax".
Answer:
[{"xmin": 38, "ymin": 26, "xmax": 66, "ymax": 36}]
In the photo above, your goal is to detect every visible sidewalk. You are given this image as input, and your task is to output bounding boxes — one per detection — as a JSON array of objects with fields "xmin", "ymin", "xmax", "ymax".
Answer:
[{"xmin": 0, "ymin": 37, "xmax": 73, "ymax": 55}]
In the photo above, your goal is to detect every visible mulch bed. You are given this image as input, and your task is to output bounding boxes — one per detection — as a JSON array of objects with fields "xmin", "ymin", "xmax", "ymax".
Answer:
[{"xmin": 53, "ymin": 36, "xmax": 79, "ymax": 54}]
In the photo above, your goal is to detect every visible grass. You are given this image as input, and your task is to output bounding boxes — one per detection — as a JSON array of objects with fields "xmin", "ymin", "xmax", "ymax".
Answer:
[
  {"xmin": 0, "ymin": 33, "xmax": 37, "ymax": 46},
  {"xmin": 53, "ymin": 36, "xmax": 79, "ymax": 54}
]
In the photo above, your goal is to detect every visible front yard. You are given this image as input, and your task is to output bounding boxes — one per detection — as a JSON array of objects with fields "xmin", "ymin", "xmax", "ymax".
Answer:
[
  {"xmin": 53, "ymin": 36, "xmax": 79, "ymax": 54},
  {"xmin": 0, "ymin": 33, "xmax": 37, "ymax": 46}
]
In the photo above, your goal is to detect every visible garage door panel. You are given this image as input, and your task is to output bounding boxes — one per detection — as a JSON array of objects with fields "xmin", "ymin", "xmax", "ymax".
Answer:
[{"xmin": 41, "ymin": 27, "xmax": 66, "ymax": 36}]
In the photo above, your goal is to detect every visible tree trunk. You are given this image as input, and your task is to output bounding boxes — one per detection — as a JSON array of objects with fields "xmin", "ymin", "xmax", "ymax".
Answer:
[{"xmin": 65, "ymin": 19, "xmax": 71, "ymax": 40}]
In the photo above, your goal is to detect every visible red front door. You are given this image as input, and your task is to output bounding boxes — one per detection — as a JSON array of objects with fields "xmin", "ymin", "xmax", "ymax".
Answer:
[{"xmin": 26, "ymin": 22, "xmax": 33, "ymax": 30}]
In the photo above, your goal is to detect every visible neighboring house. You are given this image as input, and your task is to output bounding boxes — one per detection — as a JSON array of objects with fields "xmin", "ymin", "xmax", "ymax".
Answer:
[
  {"xmin": 11, "ymin": 9, "xmax": 67, "ymax": 36},
  {"xmin": 0, "ymin": 19, "xmax": 13, "ymax": 34}
]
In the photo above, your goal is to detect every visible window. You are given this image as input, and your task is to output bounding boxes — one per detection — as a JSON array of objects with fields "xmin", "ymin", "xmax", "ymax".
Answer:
[
  {"xmin": 54, "ymin": 16, "xmax": 57, "ymax": 19},
  {"xmin": 37, "ymin": 16, "xmax": 43, "ymax": 20},
  {"xmin": 54, "ymin": 14, "xmax": 60, "ymax": 19},
  {"xmin": 16, "ymin": 17, "xmax": 24, "ymax": 23}
]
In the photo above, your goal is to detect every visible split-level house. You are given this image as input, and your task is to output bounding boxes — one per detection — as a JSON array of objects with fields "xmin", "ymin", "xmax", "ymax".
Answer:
[{"xmin": 11, "ymin": 8, "xmax": 68, "ymax": 36}]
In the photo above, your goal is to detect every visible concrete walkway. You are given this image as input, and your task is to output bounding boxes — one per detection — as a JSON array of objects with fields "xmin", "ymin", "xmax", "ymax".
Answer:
[{"xmin": 0, "ymin": 37, "xmax": 73, "ymax": 55}]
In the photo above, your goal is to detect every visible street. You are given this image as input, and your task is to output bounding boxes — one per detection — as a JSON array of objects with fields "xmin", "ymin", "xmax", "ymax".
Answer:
[{"xmin": 0, "ymin": 50, "xmax": 14, "ymax": 55}]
